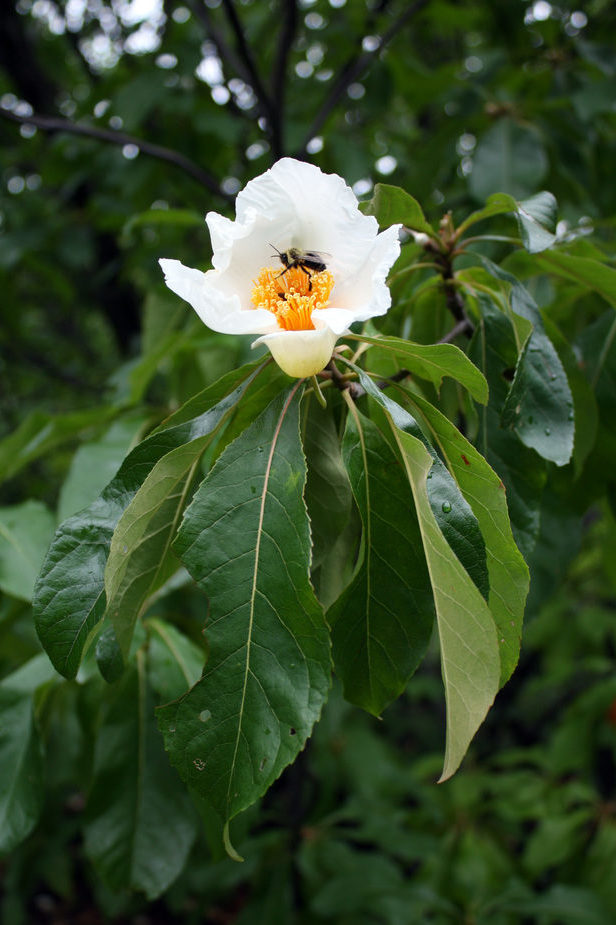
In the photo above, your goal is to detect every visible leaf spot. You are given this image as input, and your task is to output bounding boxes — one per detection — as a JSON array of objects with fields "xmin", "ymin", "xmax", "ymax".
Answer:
[
  {"xmin": 289, "ymin": 727, "xmax": 297, "ymax": 736},
  {"xmin": 199, "ymin": 710, "xmax": 211, "ymax": 723},
  {"xmin": 193, "ymin": 758, "xmax": 206, "ymax": 771}
]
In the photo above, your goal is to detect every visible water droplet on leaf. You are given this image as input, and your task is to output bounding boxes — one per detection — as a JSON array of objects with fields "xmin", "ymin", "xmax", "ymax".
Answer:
[
  {"xmin": 544, "ymin": 427, "xmax": 551, "ymax": 436},
  {"xmin": 441, "ymin": 501, "xmax": 451, "ymax": 513}
]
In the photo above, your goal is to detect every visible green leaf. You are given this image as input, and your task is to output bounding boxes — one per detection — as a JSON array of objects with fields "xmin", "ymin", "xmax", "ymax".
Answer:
[
  {"xmin": 469, "ymin": 119, "xmax": 548, "ymax": 201},
  {"xmin": 0, "ymin": 685, "xmax": 44, "ymax": 853},
  {"xmin": 349, "ymin": 373, "xmax": 500, "ymax": 779},
  {"xmin": 95, "ymin": 626, "xmax": 124, "ymax": 684},
  {"xmin": 34, "ymin": 364, "xmax": 265, "ymax": 679},
  {"xmin": 459, "ymin": 191, "xmax": 557, "ymax": 253},
  {"xmin": 362, "ymin": 183, "xmax": 435, "ymax": 235},
  {"xmin": 104, "ymin": 438, "xmax": 207, "ymax": 658},
  {"xmin": 159, "ymin": 387, "xmax": 331, "ymax": 846},
  {"xmin": 535, "ymin": 251, "xmax": 616, "ymax": 309},
  {"xmin": 406, "ymin": 391, "xmax": 529, "ymax": 684},
  {"xmin": 84, "ymin": 652, "xmax": 197, "ymax": 899},
  {"xmin": 303, "ymin": 396, "xmax": 357, "ymax": 610},
  {"xmin": 147, "ymin": 618, "xmax": 204, "ymax": 702},
  {"xmin": 328, "ymin": 405, "xmax": 434, "ymax": 715},
  {"xmin": 468, "ymin": 296, "xmax": 547, "ymax": 560},
  {"xmin": 479, "ymin": 258, "xmax": 575, "ymax": 467},
  {"xmin": 350, "ymin": 335, "xmax": 488, "ymax": 403},
  {"xmin": 0, "ymin": 407, "xmax": 117, "ymax": 483},
  {"xmin": 0, "ymin": 501, "xmax": 55, "ymax": 601}
]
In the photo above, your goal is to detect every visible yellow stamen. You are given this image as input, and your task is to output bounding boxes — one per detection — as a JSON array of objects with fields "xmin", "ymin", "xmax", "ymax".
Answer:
[{"xmin": 251, "ymin": 266, "xmax": 334, "ymax": 331}]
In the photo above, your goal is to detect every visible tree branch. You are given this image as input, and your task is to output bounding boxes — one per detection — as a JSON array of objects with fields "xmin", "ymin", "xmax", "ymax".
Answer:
[
  {"xmin": 297, "ymin": 0, "xmax": 429, "ymax": 155},
  {"xmin": 220, "ymin": 0, "xmax": 275, "ymax": 125},
  {"xmin": 270, "ymin": 0, "xmax": 298, "ymax": 158},
  {"xmin": 0, "ymin": 108, "xmax": 232, "ymax": 203}
]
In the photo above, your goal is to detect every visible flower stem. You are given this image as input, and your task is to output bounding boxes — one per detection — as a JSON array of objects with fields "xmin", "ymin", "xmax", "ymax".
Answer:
[{"xmin": 311, "ymin": 375, "xmax": 328, "ymax": 408}]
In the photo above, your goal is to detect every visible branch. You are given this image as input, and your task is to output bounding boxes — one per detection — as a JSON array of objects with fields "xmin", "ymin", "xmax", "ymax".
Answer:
[
  {"xmin": 220, "ymin": 0, "xmax": 275, "ymax": 125},
  {"xmin": 297, "ymin": 0, "xmax": 429, "ymax": 155},
  {"xmin": 186, "ymin": 0, "xmax": 253, "ymax": 94},
  {"xmin": 438, "ymin": 319, "xmax": 472, "ymax": 343},
  {"xmin": 0, "ymin": 108, "xmax": 232, "ymax": 203},
  {"xmin": 270, "ymin": 0, "xmax": 298, "ymax": 158}
]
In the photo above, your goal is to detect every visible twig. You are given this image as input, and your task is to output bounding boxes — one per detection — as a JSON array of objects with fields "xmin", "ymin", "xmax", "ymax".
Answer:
[
  {"xmin": 221, "ymin": 0, "xmax": 275, "ymax": 126},
  {"xmin": 438, "ymin": 319, "xmax": 472, "ymax": 343},
  {"xmin": 270, "ymin": 0, "xmax": 298, "ymax": 158},
  {"xmin": 186, "ymin": 1, "xmax": 253, "ymax": 96},
  {"xmin": 297, "ymin": 0, "xmax": 429, "ymax": 155},
  {"xmin": 0, "ymin": 108, "xmax": 232, "ymax": 203}
]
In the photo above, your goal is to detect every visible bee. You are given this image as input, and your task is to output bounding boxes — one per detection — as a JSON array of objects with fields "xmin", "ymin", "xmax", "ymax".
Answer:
[{"xmin": 270, "ymin": 245, "xmax": 328, "ymax": 290}]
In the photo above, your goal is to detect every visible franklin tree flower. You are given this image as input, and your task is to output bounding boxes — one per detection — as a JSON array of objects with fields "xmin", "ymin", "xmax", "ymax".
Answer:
[{"xmin": 159, "ymin": 158, "xmax": 401, "ymax": 378}]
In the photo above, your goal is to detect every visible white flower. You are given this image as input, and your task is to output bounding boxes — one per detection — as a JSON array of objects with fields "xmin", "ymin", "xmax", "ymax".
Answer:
[{"xmin": 159, "ymin": 158, "xmax": 401, "ymax": 378}]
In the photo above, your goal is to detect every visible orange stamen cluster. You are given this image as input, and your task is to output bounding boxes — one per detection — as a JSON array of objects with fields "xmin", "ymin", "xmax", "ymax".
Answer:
[{"xmin": 251, "ymin": 266, "xmax": 334, "ymax": 331}]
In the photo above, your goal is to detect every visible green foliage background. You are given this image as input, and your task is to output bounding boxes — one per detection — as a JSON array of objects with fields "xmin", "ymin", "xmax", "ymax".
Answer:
[{"xmin": 1, "ymin": 0, "xmax": 616, "ymax": 921}]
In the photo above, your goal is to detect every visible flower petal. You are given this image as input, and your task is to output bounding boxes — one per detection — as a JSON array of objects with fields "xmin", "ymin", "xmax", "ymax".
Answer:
[
  {"xmin": 253, "ymin": 327, "xmax": 338, "ymax": 378},
  {"xmin": 159, "ymin": 258, "xmax": 277, "ymax": 335}
]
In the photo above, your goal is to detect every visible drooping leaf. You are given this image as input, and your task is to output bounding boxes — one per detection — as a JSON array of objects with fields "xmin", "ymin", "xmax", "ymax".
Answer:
[
  {"xmin": 159, "ymin": 387, "xmax": 331, "ymax": 849},
  {"xmin": 95, "ymin": 625, "xmax": 124, "ymax": 684},
  {"xmin": 536, "ymin": 251, "xmax": 616, "ymax": 309},
  {"xmin": 350, "ymin": 334, "xmax": 488, "ymax": 403},
  {"xmin": 459, "ymin": 191, "xmax": 557, "ymax": 253},
  {"xmin": 468, "ymin": 296, "xmax": 547, "ymax": 560},
  {"xmin": 407, "ymin": 391, "xmax": 529, "ymax": 684},
  {"xmin": 104, "ymin": 438, "xmax": 208, "ymax": 657},
  {"xmin": 479, "ymin": 258, "xmax": 575, "ymax": 467},
  {"xmin": 348, "ymin": 371, "xmax": 500, "ymax": 780},
  {"xmin": 362, "ymin": 183, "xmax": 435, "ymax": 235},
  {"xmin": 303, "ymin": 394, "xmax": 357, "ymax": 610},
  {"xmin": 34, "ymin": 363, "xmax": 267, "ymax": 679},
  {"xmin": 328, "ymin": 404, "xmax": 434, "ymax": 715},
  {"xmin": 84, "ymin": 652, "xmax": 197, "ymax": 899},
  {"xmin": 0, "ymin": 501, "xmax": 55, "ymax": 602}
]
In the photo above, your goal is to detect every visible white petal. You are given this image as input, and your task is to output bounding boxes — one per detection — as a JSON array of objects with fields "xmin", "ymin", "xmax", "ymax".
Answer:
[
  {"xmin": 311, "ymin": 307, "xmax": 356, "ymax": 335},
  {"xmin": 159, "ymin": 258, "xmax": 276, "ymax": 335},
  {"xmin": 329, "ymin": 223, "xmax": 401, "ymax": 323},
  {"xmin": 253, "ymin": 327, "xmax": 338, "ymax": 379}
]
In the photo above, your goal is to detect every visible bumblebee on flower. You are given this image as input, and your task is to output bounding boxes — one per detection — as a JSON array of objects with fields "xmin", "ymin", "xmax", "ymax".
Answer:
[{"xmin": 160, "ymin": 157, "xmax": 401, "ymax": 378}]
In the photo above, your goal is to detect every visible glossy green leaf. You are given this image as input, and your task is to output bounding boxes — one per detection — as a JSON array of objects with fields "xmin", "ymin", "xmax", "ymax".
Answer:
[
  {"xmin": 159, "ymin": 387, "xmax": 331, "ymax": 847},
  {"xmin": 84, "ymin": 652, "xmax": 197, "ymax": 899},
  {"xmin": 95, "ymin": 625, "xmax": 124, "ymax": 684},
  {"xmin": 469, "ymin": 119, "xmax": 548, "ymax": 201},
  {"xmin": 34, "ymin": 364, "xmax": 265, "ymax": 679},
  {"xmin": 536, "ymin": 250, "xmax": 616, "ymax": 308},
  {"xmin": 104, "ymin": 438, "xmax": 208, "ymax": 657},
  {"xmin": 328, "ymin": 405, "xmax": 434, "ymax": 715},
  {"xmin": 0, "ymin": 501, "xmax": 55, "ymax": 601},
  {"xmin": 147, "ymin": 618, "xmax": 204, "ymax": 702},
  {"xmin": 0, "ymin": 685, "xmax": 44, "ymax": 853},
  {"xmin": 303, "ymin": 395, "xmax": 357, "ymax": 610},
  {"xmin": 350, "ymin": 334, "xmax": 488, "ymax": 403},
  {"xmin": 459, "ymin": 191, "xmax": 557, "ymax": 253},
  {"xmin": 479, "ymin": 258, "xmax": 574, "ymax": 467},
  {"xmin": 468, "ymin": 296, "xmax": 547, "ymax": 560},
  {"xmin": 362, "ymin": 183, "xmax": 435, "ymax": 234},
  {"xmin": 350, "ymin": 373, "xmax": 500, "ymax": 780},
  {"xmin": 407, "ymin": 391, "xmax": 529, "ymax": 684}
]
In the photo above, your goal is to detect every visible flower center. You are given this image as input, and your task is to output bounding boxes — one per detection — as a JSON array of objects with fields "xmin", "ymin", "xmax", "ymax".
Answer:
[{"xmin": 251, "ymin": 265, "xmax": 335, "ymax": 332}]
